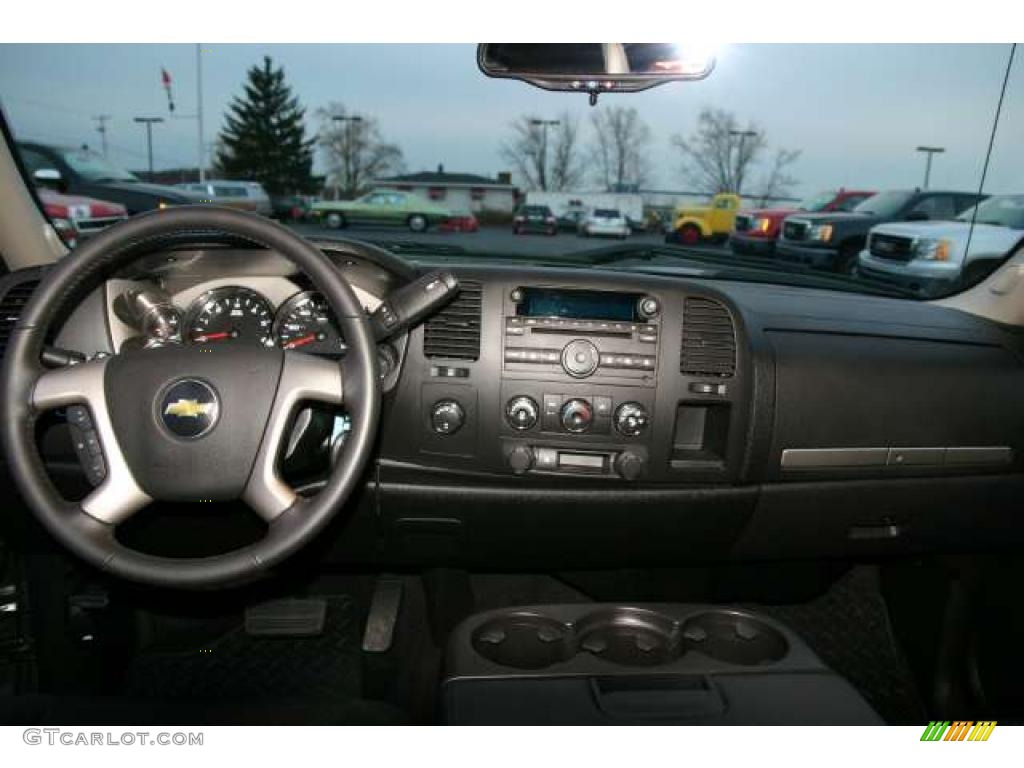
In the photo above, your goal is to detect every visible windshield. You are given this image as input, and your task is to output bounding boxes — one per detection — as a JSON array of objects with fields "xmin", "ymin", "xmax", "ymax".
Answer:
[
  {"xmin": 853, "ymin": 190, "xmax": 914, "ymax": 217},
  {"xmin": 797, "ymin": 191, "xmax": 838, "ymax": 211},
  {"xmin": 60, "ymin": 147, "xmax": 138, "ymax": 182},
  {"xmin": 0, "ymin": 43, "xmax": 1020, "ymax": 300},
  {"xmin": 957, "ymin": 195, "xmax": 1024, "ymax": 229}
]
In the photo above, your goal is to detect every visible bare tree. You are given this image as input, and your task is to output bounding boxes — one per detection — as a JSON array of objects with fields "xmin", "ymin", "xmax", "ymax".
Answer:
[
  {"xmin": 590, "ymin": 106, "xmax": 652, "ymax": 191},
  {"xmin": 501, "ymin": 112, "xmax": 583, "ymax": 191},
  {"xmin": 316, "ymin": 103, "xmax": 404, "ymax": 199},
  {"xmin": 753, "ymin": 148, "xmax": 801, "ymax": 205},
  {"xmin": 670, "ymin": 107, "xmax": 798, "ymax": 196}
]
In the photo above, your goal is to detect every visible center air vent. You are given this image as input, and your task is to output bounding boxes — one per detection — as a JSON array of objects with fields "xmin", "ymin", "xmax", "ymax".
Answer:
[
  {"xmin": 0, "ymin": 277, "xmax": 41, "ymax": 358},
  {"xmin": 423, "ymin": 280, "xmax": 481, "ymax": 360},
  {"xmin": 680, "ymin": 296, "xmax": 736, "ymax": 377}
]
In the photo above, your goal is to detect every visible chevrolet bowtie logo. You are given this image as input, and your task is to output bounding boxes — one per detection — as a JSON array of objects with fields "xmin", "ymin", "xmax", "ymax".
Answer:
[{"xmin": 164, "ymin": 399, "xmax": 215, "ymax": 418}]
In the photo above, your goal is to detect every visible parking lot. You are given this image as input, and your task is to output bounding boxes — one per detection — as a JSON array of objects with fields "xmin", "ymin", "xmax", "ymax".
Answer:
[{"xmin": 289, "ymin": 221, "xmax": 730, "ymax": 258}]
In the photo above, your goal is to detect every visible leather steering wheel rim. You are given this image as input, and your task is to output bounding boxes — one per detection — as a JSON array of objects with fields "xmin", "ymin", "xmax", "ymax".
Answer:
[{"xmin": 0, "ymin": 206, "xmax": 380, "ymax": 589}]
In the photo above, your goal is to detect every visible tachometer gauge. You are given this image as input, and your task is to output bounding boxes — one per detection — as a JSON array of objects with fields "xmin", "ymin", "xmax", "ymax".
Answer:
[
  {"xmin": 274, "ymin": 291, "xmax": 346, "ymax": 355},
  {"xmin": 186, "ymin": 287, "xmax": 274, "ymax": 346}
]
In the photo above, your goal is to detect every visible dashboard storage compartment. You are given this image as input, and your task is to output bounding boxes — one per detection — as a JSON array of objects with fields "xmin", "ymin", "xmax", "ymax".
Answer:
[{"xmin": 445, "ymin": 603, "xmax": 881, "ymax": 725}]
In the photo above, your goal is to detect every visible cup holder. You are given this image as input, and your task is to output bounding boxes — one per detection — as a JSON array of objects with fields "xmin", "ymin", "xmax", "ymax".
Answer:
[
  {"xmin": 471, "ymin": 612, "xmax": 573, "ymax": 670},
  {"xmin": 575, "ymin": 608, "xmax": 681, "ymax": 667},
  {"xmin": 680, "ymin": 610, "xmax": 789, "ymax": 666}
]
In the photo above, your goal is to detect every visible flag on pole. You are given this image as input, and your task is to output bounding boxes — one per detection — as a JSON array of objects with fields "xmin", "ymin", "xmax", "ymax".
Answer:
[{"xmin": 161, "ymin": 68, "xmax": 175, "ymax": 114}]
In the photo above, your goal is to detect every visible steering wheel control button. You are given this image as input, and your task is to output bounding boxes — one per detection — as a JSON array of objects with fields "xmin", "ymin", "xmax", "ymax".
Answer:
[
  {"xmin": 560, "ymin": 398, "xmax": 594, "ymax": 433},
  {"xmin": 430, "ymin": 399, "xmax": 465, "ymax": 435},
  {"xmin": 561, "ymin": 339, "xmax": 599, "ymax": 378},
  {"xmin": 66, "ymin": 405, "xmax": 107, "ymax": 486},
  {"xmin": 614, "ymin": 402, "xmax": 650, "ymax": 437},
  {"xmin": 158, "ymin": 379, "xmax": 220, "ymax": 439},
  {"xmin": 505, "ymin": 396, "xmax": 540, "ymax": 431}
]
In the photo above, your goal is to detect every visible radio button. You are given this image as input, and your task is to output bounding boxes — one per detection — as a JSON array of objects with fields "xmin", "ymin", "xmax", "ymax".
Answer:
[{"xmin": 561, "ymin": 339, "xmax": 599, "ymax": 378}]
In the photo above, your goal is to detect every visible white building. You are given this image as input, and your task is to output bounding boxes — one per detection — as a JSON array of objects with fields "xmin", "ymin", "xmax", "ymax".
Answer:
[{"xmin": 375, "ymin": 166, "xmax": 518, "ymax": 215}]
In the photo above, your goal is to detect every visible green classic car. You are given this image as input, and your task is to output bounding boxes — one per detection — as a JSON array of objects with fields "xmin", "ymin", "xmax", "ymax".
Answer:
[{"xmin": 312, "ymin": 189, "xmax": 452, "ymax": 232}]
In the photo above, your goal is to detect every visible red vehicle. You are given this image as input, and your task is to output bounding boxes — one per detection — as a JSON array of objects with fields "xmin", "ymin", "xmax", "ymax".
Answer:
[
  {"xmin": 38, "ymin": 188, "xmax": 128, "ymax": 249},
  {"xmin": 438, "ymin": 211, "xmax": 479, "ymax": 233},
  {"xmin": 730, "ymin": 189, "xmax": 874, "ymax": 256}
]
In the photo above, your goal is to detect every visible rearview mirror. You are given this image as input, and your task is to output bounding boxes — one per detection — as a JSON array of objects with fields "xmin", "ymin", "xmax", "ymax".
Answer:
[{"xmin": 478, "ymin": 44, "xmax": 715, "ymax": 103}]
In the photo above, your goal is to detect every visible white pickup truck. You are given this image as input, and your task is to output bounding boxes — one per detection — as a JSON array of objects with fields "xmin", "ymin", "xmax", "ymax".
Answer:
[{"xmin": 857, "ymin": 194, "xmax": 1024, "ymax": 297}]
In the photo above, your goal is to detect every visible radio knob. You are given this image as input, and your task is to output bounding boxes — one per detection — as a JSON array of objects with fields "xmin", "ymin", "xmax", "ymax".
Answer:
[
  {"xmin": 614, "ymin": 402, "xmax": 649, "ymax": 437},
  {"xmin": 507, "ymin": 445, "xmax": 534, "ymax": 475},
  {"xmin": 615, "ymin": 451, "xmax": 645, "ymax": 481},
  {"xmin": 638, "ymin": 295, "xmax": 661, "ymax": 319},
  {"xmin": 561, "ymin": 339, "xmax": 599, "ymax": 378},
  {"xmin": 430, "ymin": 399, "xmax": 465, "ymax": 435},
  {"xmin": 560, "ymin": 398, "xmax": 594, "ymax": 433},
  {"xmin": 505, "ymin": 396, "xmax": 539, "ymax": 430}
]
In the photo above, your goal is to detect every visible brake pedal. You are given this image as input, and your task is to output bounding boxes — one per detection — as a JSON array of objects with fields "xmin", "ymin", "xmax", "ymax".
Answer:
[
  {"xmin": 362, "ymin": 578, "xmax": 403, "ymax": 653},
  {"xmin": 245, "ymin": 598, "xmax": 326, "ymax": 637}
]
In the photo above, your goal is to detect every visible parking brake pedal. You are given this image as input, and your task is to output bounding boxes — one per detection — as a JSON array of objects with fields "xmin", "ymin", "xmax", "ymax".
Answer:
[
  {"xmin": 362, "ymin": 578, "xmax": 403, "ymax": 653},
  {"xmin": 245, "ymin": 599, "xmax": 326, "ymax": 637}
]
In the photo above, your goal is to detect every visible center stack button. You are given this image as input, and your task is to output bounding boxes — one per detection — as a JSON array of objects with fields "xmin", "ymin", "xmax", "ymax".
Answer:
[
  {"xmin": 560, "ymin": 398, "xmax": 594, "ymax": 433},
  {"xmin": 561, "ymin": 339, "xmax": 599, "ymax": 378}
]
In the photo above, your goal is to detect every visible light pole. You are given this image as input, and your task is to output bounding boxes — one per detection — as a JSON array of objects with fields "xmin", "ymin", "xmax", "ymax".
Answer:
[
  {"xmin": 916, "ymin": 146, "xmax": 945, "ymax": 189},
  {"xmin": 332, "ymin": 115, "xmax": 364, "ymax": 198},
  {"xmin": 530, "ymin": 118, "xmax": 560, "ymax": 190},
  {"xmin": 92, "ymin": 115, "xmax": 111, "ymax": 156},
  {"xmin": 132, "ymin": 116, "xmax": 163, "ymax": 180},
  {"xmin": 728, "ymin": 129, "xmax": 757, "ymax": 194}
]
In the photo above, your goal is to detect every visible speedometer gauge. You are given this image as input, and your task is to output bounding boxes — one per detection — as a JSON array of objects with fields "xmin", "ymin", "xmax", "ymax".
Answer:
[
  {"xmin": 274, "ymin": 291, "xmax": 346, "ymax": 355},
  {"xmin": 186, "ymin": 287, "xmax": 274, "ymax": 347}
]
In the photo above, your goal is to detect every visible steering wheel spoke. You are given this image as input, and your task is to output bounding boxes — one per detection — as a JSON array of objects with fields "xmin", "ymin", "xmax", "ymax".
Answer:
[
  {"xmin": 243, "ymin": 352, "xmax": 345, "ymax": 522},
  {"xmin": 33, "ymin": 358, "xmax": 152, "ymax": 526}
]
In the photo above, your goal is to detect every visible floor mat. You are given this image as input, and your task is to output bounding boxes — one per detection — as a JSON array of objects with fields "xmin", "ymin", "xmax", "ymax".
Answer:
[
  {"xmin": 122, "ymin": 595, "xmax": 361, "ymax": 701},
  {"xmin": 744, "ymin": 567, "xmax": 926, "ymax": 725}
]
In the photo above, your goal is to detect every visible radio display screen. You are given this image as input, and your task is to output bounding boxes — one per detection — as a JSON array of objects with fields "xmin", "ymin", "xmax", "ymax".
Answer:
[{"xmin": 517, "ymin": 288, "xmax": 639, "ymax": 321}]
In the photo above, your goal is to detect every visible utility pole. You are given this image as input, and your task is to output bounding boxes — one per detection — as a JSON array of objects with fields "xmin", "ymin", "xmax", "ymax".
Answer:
[
  {"xmin": 728, "ymin": 129, "xmax": 758, "ymax": 194},
  {"xmin": 530, "ymin": 118, "xmax": 560, "ymax": 190},
  {"xmin": 916, "ymin": 146, "xmax": 945, "ymax": 189},
  {"xmin": 332, "ymin": 115, "xmax": 364, "ymax": 198},
  {"xmin": 197, "ymin": 44, "xmax": 205, "ymax": 183},
  {"xmin": 133, "ymin": 117, "xmax": 164, "ymax": 179},
  {"xmin": 92, "ymin": 115, "xmax": 111, "ymax": 156}
]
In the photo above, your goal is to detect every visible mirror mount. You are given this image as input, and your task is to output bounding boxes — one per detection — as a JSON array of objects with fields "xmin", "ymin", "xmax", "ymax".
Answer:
[{"xmin": 478, "ymin": 44, "xmax": 715, "ymax": 104}]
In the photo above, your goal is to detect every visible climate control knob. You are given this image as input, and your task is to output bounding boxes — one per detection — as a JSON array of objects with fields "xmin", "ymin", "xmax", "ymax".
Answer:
[
  {"xmin": 505, "ymin": 396, "xmax": 539, "ymax": 431},
  {"xmin": 560, "ymin": 398, "xmax": 594, "ymax": 433},
  {"xmin": 430, "ymin": 399, "xmax": 465, "ymax": 435},
  {"xmin": 507, "ymin": 445, "xmax": 534, "ymax": 475},
  {"xmin": 614, "ymin": 401, "xmax": 649, "ymax": 436},
  {"xmin": 615, "ymin": 451, "xmax": 645, "ymax": 481}
]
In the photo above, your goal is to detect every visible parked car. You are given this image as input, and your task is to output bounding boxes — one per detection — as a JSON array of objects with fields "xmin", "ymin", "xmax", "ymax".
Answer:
[
  {"xmin": 438, "ymin": 211, "xmax": 479, "ymax": 233},
  {"xmin": 666, "ymin": 192, "xmax": 742, "ymax": 245},
  {"xmin": 311, "ymin": 189, "xmax": 451, "ymax": 232},
  {"xmin": 579, "ymin": 208, "xmax": 630, "ymax": 238},
  {"xmin": 270, "ymin": 194, "xmax": 313, "ymax": 221},
  {"xmin": 177, "ymin": 180, "xmax": 272, "ymax": 216},
  {"xmin": 17, "ymin": 142, "xmax": 202, "ymax": 214},
  {"xmin": 512, "ymin": 204, "xmax": 557, "ymax": 235},
  {"xmin": 857, "ymin": 194, "xmax": 1024, "ymax": 297},
  {"xmin": 37, "ymin": 188, "xmax": 128, "ymax": 249},
  {"xmin": 556, "ymin": 208, "xmax": 586, "ymax": 232},
  {"xmin": 730, "ymin": 189, "xmax": 875, "ymax": 256},
  {"xmin": 776, "ymin": 189, "xmax": 987, "ymax": 274}
]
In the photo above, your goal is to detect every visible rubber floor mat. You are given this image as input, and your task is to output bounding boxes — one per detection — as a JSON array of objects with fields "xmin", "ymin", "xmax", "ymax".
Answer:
[
  {"xmin": 122, "ymin": 595, "xmax": 360, "ymax": 700},
  {"xmin": 744, "ymin": 567, "xmax": 926, "ymax": 725}
]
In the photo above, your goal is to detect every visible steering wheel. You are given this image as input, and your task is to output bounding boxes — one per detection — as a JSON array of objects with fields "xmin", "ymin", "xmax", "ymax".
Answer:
[{"xmin": 0, "ymin": 206, "xmax": 380, "ymax": 589}]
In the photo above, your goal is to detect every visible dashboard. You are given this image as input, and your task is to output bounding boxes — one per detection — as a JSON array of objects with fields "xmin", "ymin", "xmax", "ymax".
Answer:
[{"xmin": 6, "ymin": 236, "xmax": 1024, "ymax": 569}]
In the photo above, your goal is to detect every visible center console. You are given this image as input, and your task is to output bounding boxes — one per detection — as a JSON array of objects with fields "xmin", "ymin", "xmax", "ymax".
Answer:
[{"xmin": 498, "ymin": 285, "xmax": 663, "ymax": 480}]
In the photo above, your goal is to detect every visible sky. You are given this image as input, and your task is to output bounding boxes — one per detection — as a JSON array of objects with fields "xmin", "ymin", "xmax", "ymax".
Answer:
[{"xmin": 0, "ymin": 43, "xmax": 1020, "ymax": 197}]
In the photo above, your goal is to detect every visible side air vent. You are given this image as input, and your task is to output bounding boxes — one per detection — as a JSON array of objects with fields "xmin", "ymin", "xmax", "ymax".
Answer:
[
  {"xmin": 680, "ymin": 296, "xmax": 736, "ymax": 377},
  {"xmin": 423, "ymin": 280, "xmax": 482, "ymax": 360},
  {"xmin": 0, "ymin": 277, "xmax": 41, "ymax": 358}
]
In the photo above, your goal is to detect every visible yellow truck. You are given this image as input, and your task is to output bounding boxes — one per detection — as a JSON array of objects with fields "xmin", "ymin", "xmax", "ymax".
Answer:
[{"xmin": 667, "ymin": 192, "xmax": 743, "ymax": 245}]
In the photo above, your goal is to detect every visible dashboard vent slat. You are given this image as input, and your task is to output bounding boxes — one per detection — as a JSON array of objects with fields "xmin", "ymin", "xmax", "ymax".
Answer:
[
  {"xmin": 423, "ymin": 280, "xmax": 481, "ymax": 361},
  {"xmin": 0, "ymin": 278, "xmax": 41, "ymax": 359},
  {"xmin": 680, "ymin": 296, "xmax": 736, "ymax": 378}
]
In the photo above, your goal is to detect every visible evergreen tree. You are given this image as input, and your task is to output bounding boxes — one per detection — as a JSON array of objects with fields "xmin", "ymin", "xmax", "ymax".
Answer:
[{"xmin": 215, "ymin": 57, "xmax": 315, "ymax": 195}]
